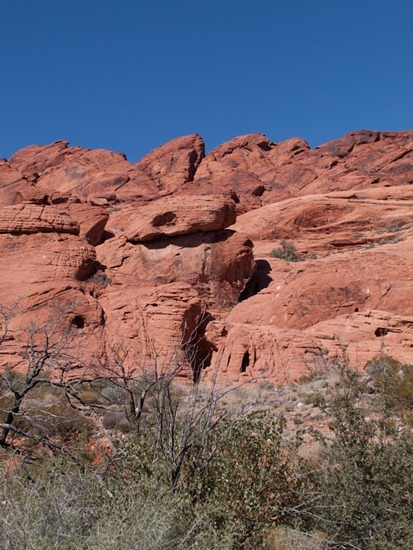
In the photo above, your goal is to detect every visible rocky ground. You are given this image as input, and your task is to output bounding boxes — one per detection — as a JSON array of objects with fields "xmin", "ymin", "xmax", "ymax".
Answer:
[{"xmin": 1, "ymin": 129, "xmax": 413, "ymax": 385}]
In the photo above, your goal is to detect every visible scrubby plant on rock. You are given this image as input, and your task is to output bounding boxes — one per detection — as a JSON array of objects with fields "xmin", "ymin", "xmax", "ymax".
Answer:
[
  {"xmin": 297, "ymin": 360, "xmax": 413, "ymax": 549},
  {"xmin": 270, "ymin": 240, "xmax": 303, "ymax": 262}
]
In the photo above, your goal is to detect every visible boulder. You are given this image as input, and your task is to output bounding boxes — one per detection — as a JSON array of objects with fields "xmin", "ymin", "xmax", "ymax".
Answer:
[
  {"xmin": 123, "ymin": 195, "xmax": 236, "ymax": 242},
  {"xmin": 7, "ymin": 140, "xmax": 161, "ymax": 202}
]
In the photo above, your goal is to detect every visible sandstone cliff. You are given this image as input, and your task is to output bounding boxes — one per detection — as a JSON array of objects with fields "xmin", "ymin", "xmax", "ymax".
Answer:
[{"xmin": 1, "ymin": 129, "xmax": 412, "ymax": 383}]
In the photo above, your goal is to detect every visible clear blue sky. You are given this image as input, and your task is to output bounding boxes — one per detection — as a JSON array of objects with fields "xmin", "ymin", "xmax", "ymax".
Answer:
[{"xmin": 1, "ymin": 1, "xmax": 412, "ymax": 161}]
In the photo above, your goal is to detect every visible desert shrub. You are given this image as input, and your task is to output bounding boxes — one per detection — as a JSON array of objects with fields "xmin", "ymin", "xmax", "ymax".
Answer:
[
  {"xmin": 183, "ymin": 413, "xmax": 307, "ymax": 546},
  {"xmin": 86, "ymin": 271, "xmax": 111, "ymax": 288},
  {"xmin": 17, "ymin": 397, "xmax": 96, "ymax": 440},
  {"xmin": 266, "ymin": 526, "xmax": 328, "ymax": 550},
  {"xmin": 378, "ymin": 235, "xmax": 404, "ymax": 245},
  {"xmin": 366, "ymin": 353, "xmax": 413, "ymax": 424},
  {"xmin": 269, "ymin": 240, "xmax": 303, "ymax": 262},
  {"xmin": 0, "ymin": 458, "xmax": 219, "ymax": 550},
  {"xmin": 385, "ymin": 221, "xmax": 404, "ymax": 233},
  {"xmin": 99, "ymin": 383, "xmax": 128, "ymax": 405},
  {"xmin": 299, "ymin": 362, "xmax": 413, "ymax": 548}
]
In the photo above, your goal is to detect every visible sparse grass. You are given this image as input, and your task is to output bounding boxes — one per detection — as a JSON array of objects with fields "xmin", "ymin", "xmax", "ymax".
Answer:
[
  {"xmin": 378, "ymin": 234, "xmax": 404, "ymax": 245},
  {"xmin": 0, "ymin": 460, "xmax": 218, "ymax": 550},
  {"xmin": 383, "ymin": 220, "xmax": 404, "ymax": 233}
]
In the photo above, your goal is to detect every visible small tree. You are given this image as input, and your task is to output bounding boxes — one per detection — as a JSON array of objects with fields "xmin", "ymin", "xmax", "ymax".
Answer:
[
  {"xmin": 0, "ymin": 304, "xmax": 94, "ymax": 459},
  {"xmin": 184, "ymin": 412, "xmax": 307, "ymax": 546}
]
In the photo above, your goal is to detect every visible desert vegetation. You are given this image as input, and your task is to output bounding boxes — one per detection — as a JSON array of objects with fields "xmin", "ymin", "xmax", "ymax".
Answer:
[
  {"xmin": 1, "ymin": 306, "xmax": 413, "ymax": 549},
  {"xmin": 269, "ymin": 240, "xmax": 304, "ymax": 262}
]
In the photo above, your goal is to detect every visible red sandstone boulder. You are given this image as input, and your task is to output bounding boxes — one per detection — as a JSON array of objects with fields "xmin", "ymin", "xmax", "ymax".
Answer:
[
  {"xmin": 97, "ymin": 229, "xmax": 255, "ymax": 309},
  {"xmin": 68, "ymin": 203, "xmax": 108, "ymax": 245},
  {"xmin": 232, "ymin": 190, "xmax": 413, "ymax": 253},
  {"xmin": 190, "ymin": 134, "xmax": 281, "ymax": 211},
  {"xmin": 123, "ymin": 195, "xmax": 237, "ymax": 242},
  {"xmin": 7, "ymin": 141, "xmax": 160, "ymax": 203}
]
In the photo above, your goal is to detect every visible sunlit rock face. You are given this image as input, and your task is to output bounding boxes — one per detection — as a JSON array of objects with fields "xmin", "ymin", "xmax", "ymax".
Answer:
[{"xmin": 1, "ymin": 129, "xmax": 413, "ymax": 383}]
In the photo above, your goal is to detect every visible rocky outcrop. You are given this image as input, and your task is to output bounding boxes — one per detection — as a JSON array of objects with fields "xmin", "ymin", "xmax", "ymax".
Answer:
[
  {"xmin": 98, "ymin": 282, "xmax": 206, "ymax": 381},
  {"xmin": 0, "ymin": 204, "xmax": 79, "ymax": 235},
  {"xmin": 1, "ymin": 129, "xmax": 413, "ymax": 384},
  {"xmin": 7, "ymin": 141, "xmax": 160, "ymax": 203},
  {"xmin": 135, "ymin": 134, "xmax": 205, "ymax": 193},
  {"xmin": 97, "ymin": 229, "xmax": 255, "ymax": 309},
  {"xmin": 205, "ymin": 309, "xmax": 413, "ymax": 385},
  {"xmin": 68, "ymin": 203, "xmax": 109, "ymax": 245},
  {"xmin": 189, "ymin": 130, "xmax": 413, "ymax": 212},
  {"xmin": 232, "ymin": 190, "xmax": 413, "ymax": 250}
]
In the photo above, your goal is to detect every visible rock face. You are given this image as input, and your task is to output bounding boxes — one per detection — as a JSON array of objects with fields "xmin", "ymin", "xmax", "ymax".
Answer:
[
  {"xmin": 0, "ymin": 204, "xmax": 79, "ymax": 235},
  {"xmin": 135, "ymin": 134, "xmax": 205, "ymax": 193},
  {"xmin": 189, "ymin": 130, "xmax": 413, "ymax": 212},
  {"xmin": 1, "ymin": 129, "xmax": 413, "ymax": 384}
]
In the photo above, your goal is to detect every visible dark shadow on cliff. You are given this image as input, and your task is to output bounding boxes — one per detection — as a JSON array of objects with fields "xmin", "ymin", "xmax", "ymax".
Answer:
[
  {"xmin": 239, "ymin": 259, "xmax": 273, "ymax": 301},
  {"xmin": 137, "ymin": 229, "xmax": 237, "ymax": 250}
]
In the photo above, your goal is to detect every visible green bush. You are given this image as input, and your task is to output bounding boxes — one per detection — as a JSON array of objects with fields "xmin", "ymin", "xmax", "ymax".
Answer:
[
  {"xmin": 299, "ymin": 362, "xmax": 413, "ymax": 549},
  {"xmin": 366, "ymin": 353, "xmax": 413, "ymax": 424},
  {"xmin": 182, "ymin": 413, "xmax": 306, "ymax": 546},
  {"xmin": 269, "ymin": 240, "xmax": 303, "ymax": 262}
]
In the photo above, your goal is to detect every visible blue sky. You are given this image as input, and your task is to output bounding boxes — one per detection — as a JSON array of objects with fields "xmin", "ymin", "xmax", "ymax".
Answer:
[{"xmin": 1, "ymin": 1, "xmax": 412, "ymax": 161}]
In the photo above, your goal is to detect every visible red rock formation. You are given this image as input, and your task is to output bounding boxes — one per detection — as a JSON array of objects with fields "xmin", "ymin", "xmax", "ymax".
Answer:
[
  {"xmin": 187, "ymin": 130, "xmax": 413, "ymax": 213},
  {"xmin": 135, "ymin": 134, "xmax": 205, "ymax": 193},
  {"xmin": 1, "ymin": 130, "xmax": 413, "ymax": 384},
  {"xmin": 123, "ymin": 195, "xmax": 236, "ymax": 242},
  {"xmin": 6, "ymin": 141, "xmax": 159, "ymax": 203},
  {"xmin": 0, "ymin": 204, "xmax": 79, "ymax": 235}
]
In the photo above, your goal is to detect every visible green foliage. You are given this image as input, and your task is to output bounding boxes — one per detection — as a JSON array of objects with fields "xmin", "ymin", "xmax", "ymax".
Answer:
[
  {"xmin": 300, "ymin": 361, "xmax": 413, "ymax": 549},
  {"xmin": 270, "ymin": 240, "xmax": 303, "ymax": 262},
  {"xmin": 366, "ymin": 353, "xmax": 413, "ymax": 424},
  {"xmin": 0, "ymin": 459, "xmax": 218, "ymax": 550},
  {"xmin": 183, "ymin": 413, "xmax": 306, "ymax": 546}
]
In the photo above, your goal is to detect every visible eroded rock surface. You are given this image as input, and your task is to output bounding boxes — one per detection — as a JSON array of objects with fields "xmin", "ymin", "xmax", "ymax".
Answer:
[
  {"xmin": 135, "ymin": 134, "xmax": 205, "ymax": 193},
  {"xmin": 123, "ymin": 195, "xmax": 236, "ymax": 242},
  {"xmin": 1, "ymin": 130, "xmax": 413, "ymax": 384}
]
